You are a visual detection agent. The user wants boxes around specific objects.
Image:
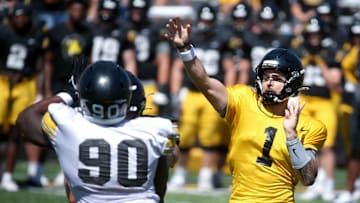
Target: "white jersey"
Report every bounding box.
[41,103,174,203]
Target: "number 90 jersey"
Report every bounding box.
[41,103,174,203]
[225,85,327,202]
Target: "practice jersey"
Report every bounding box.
[0,24,46,76]
[341,44,359,105]
[225,85,326,202]
[89,21,135,66]
[47,23,93,82]
[245,31,292,73]
[183,29,232,91]
[292,41,342,98]
[127,22,171,81]
[41,103,175,203]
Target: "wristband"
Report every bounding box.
[286,137,311,169]
[56,92,74,106]
[178,44,196,62]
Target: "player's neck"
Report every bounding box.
[265,102,287,116]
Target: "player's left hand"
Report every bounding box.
[283,97,305,140]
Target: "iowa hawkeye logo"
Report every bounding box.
[61,34,86,59]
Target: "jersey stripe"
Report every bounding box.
[41,112,57,138]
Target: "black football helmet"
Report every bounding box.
[304,16,324,34]
[255,48,306,103]
[98,0,119,22]
[350,20,360,36]
[126,71,146,117]
[78,61,132,125]
[258,4,277,21]
[231,2,252,32]
[316,1,336,17]
[128,0,150,11]
[196,3,217,33]
[231,2,251,20]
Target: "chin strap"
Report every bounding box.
[261,86,310,104]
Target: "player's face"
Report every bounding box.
[308,33,321,46]
[353,35,360,46]
[68,3,86,22]
[260,19,275,32]
[129,8,144,23]
[261,70,286,95]
[12,15,29,29]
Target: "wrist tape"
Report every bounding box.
[56,92,74,106]
[286,137,311,169]
[178,44,196,62]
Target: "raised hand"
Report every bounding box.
[163,17,191,50]
[283,97,305,140]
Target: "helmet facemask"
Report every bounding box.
[80,99,129,126]
[255,49,308,104]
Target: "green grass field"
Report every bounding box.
[0,160,359,203]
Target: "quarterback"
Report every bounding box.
[163,17,327,202]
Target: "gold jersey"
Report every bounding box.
[225,85,327,203]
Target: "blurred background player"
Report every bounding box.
[89,0,137,74]
[43,0,92,98]
[334,19,360,203]
[126,0,172,117]
[289,0,322,35]
[0,2,48,191]
[247,3,293,79]
[42,0,93,186]
[167,3,234,190]
[315,1,348,48]
[226,2,253,85]
[292,16,343,201]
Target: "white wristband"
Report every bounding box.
[56,92,74,106]
[178,45,196,62]
[286,137,311,169]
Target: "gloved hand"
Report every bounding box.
[152,84,170,106]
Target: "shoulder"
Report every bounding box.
[127,116,173,129]
[48,103,77,124]
[227,84,257,98]
[298,114,327,151]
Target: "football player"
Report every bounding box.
[43,0,92,99]
[168,3,234,190]
[163,17,326,202]
[292,16,343,201]
[227,2,253,85]
[126,0,172,117]
[89,0,137,74]
[246,4,293,77]
[16,61,178,203]
[334,20,360,203]
[0,2,48,191]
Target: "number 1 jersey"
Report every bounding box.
[225,85,327,202]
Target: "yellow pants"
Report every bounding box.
[0,75,36,133]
